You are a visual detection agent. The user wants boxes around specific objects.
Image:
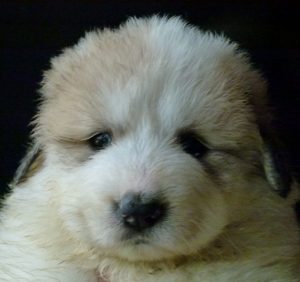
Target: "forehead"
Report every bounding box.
[38,18,259,149]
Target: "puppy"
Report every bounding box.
[1,16,299,281]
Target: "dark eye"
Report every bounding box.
[177,131,208,160]
[88,132,112,150]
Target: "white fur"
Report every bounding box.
[1,16,299,281]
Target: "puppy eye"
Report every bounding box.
[88,132,112,150]
[177,131,208,160]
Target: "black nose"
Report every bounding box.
[118,193,166,231]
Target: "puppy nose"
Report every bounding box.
[118,193,166,231]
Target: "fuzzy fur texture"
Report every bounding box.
[1,16,299,281]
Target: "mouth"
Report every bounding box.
[121,229,151,245]
[132,237,149,245]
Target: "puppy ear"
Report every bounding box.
[245,71,291,197]
[260,128,291,197]
[10,143,44,187]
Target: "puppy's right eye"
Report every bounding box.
[177,131,208,160]
[88,132,112,150]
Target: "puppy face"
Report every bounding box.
[28,17,276,261]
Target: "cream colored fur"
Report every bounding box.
[1,16,299,281]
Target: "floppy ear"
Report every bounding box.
[260,128,291,197]
[245,71,291,197]
[10,143,44,188]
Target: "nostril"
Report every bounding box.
[118,193,166,230]
[123,202,165,230]
[139,203,165,225]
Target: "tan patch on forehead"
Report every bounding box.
[36,28,157,143]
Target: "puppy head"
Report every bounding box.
[17,17,290,261]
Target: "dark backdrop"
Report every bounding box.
[1,1,299,194]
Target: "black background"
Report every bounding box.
[1,1,299,194]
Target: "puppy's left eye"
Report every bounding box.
[88,132,112,150]
[177,131,208,160]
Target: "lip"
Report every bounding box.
[121,231,150,245]
[133,238,149,245]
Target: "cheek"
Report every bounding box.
[160,175,228,245]
[55,155,139,247]
[54,166,116,243]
